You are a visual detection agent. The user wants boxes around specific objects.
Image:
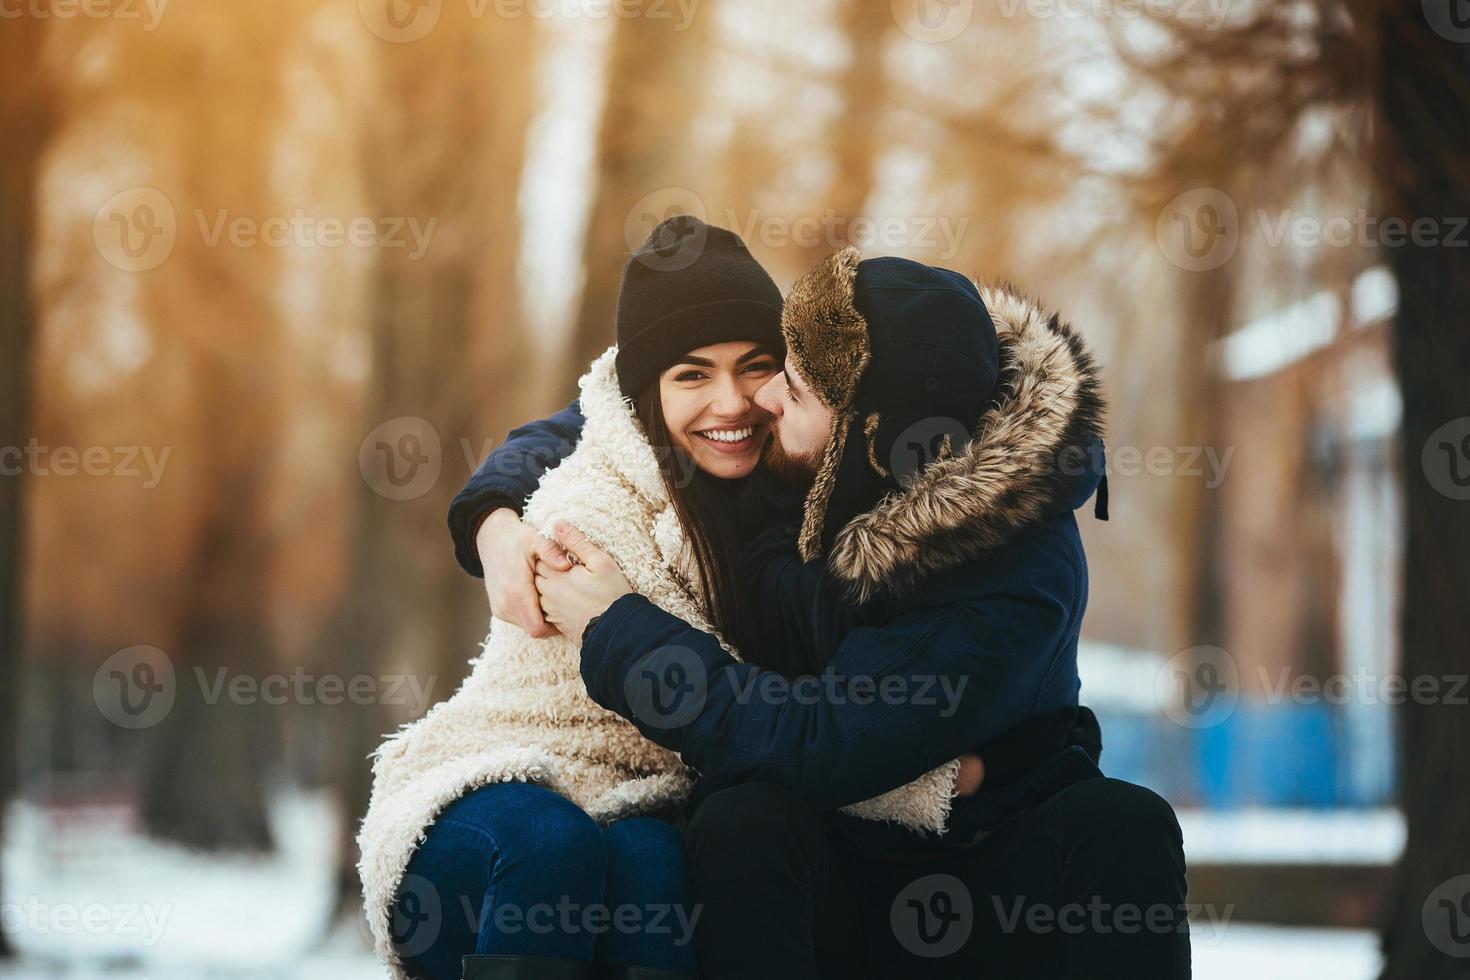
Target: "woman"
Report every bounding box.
[357,218,957,980]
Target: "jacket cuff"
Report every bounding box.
[447,483,526,577]
[580,592,652,695]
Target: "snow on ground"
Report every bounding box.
[1177,807,1404,864]
[1,792,1383,978]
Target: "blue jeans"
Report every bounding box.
[392,781,697,979]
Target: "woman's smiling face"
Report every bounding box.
[658,341,780,479]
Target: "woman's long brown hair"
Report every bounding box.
[633,384,761,659]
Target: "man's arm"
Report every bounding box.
[578,568,1076,810]
[447,399,586,576]
[738,526,884,677]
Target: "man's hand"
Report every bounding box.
[953,752,985,797]
[534,521,634,644]
[476,508,573,638]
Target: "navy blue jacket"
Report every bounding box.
[447,405,1106,849]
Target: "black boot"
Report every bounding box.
[599,967,695,980]
[462,955,595,980]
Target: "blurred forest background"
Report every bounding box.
[1,0,1467,976]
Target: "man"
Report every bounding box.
[454,248,1189,978]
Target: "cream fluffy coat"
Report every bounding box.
[356,348,958,979]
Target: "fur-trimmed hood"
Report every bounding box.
[782,247,1107,603]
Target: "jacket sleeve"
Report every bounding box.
[738,526,884,677]
[579,567,1076,810]
[447,399,586,577]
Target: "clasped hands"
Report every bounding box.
[477,510,984,796]
[532,520,635,643]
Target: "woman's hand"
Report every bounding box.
[953,752,985,797]
[534,521,634,644]
[477,508,573,638]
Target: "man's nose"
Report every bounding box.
[754,374,783,417]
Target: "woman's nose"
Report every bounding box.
[712,376,751,417]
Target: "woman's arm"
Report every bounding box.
[447,399,586,576]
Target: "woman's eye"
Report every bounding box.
[742,361,777,375]
[675,371,707,382]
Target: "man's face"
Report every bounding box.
[753,358,834,487]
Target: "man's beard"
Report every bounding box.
[762,429,822,488]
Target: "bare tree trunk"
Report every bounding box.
[1171,262,1235,655]
[327,12,541,931]
[1374,8,1470,977]
[818,0,891,255]
[0,4,51,956]
[562,0,715,396]
[135,1,292,852]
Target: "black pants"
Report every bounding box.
[684,777,1191,979]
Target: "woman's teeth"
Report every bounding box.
[698,426,754,444]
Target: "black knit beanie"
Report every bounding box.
[615,215,784,398]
